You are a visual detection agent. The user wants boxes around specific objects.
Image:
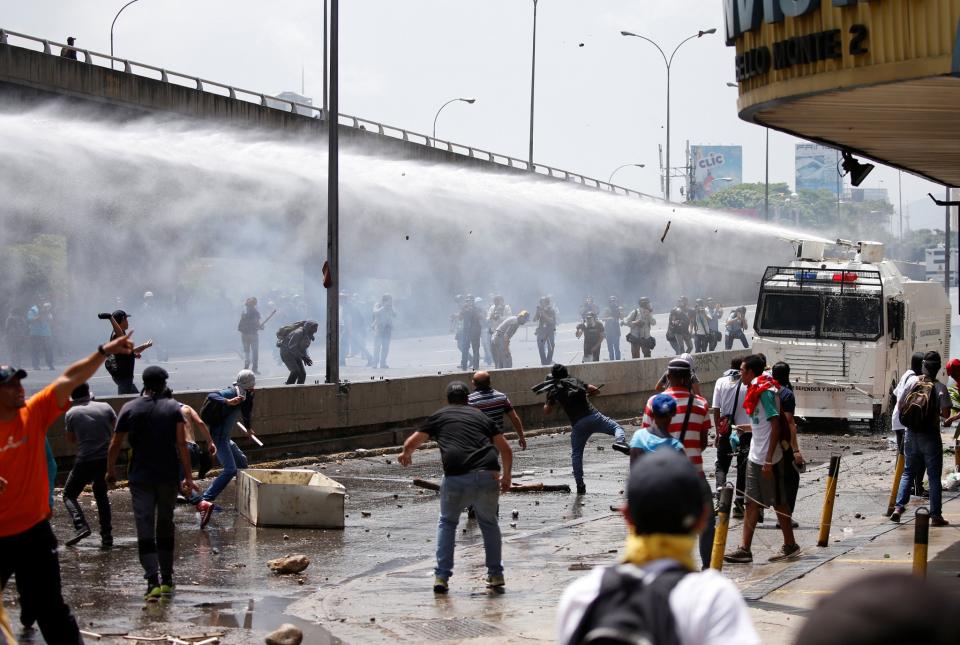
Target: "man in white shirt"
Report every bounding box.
[557,449,759,645]
[891,352,925,499]
[711,358,751,504]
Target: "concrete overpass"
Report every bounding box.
[0,27,659,202]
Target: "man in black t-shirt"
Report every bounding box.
[106,366,197,602]
[399,381,513,594]
[575,312,605,363]
[541,364,625,495]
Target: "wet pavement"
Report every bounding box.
[4,425,958,643]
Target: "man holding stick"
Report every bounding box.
[99,310,152,395]
[399,381,512,594]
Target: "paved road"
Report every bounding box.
[59,306,756,398]
[7,425,955,644]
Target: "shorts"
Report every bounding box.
[745,459,786,508]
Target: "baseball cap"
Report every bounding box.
[142,365,169,387]
[112,309,130,321]
[626,449,704,535]
[236,369,256,390]
[946,358,960,380]
[0,366,27,385]
[650,393,677,417]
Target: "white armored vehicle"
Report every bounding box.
[751,239,950,430]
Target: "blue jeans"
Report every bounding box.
[896,430,943,516]
[435,471,503,580]
[195,427,248,504]
[606,334,621,361]
[571,412,625,487]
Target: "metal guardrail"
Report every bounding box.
[0,27,661,202]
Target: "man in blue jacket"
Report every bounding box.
[192,370,255,528]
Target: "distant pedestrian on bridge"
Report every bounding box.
[371,294,396,369]
[491,311,529,369]
[725,306,750,350]
[59,37,78,60]
[601,297,623,361]
[237,297,263,374]
[399,381,513,594]
[534,296,558,366]
[623,297,656,359]
[279,321,318,385]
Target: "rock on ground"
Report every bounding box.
[267,555,311,575]
[265,623,304,645]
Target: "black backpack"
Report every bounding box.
[276,321,308,348]
[199,392,230,428]
[569,564,687,645]
[898,377,939,432]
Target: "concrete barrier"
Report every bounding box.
[47,350,741,463]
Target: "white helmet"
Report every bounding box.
[144,291,154,299]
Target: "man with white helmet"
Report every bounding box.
[190,369,256,528]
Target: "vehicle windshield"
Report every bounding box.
[756,291,883,341]
[822,295,883,339]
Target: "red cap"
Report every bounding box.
[946,358,960,379]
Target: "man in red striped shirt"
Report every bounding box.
[638,357,715,569]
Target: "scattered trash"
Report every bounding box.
[853,450,863,456]
[361,511,372,518]
[943,472,960,492]
[265,624,303,645]
[569,563,592,571]
[510,522,517,528]
[854,513,862,519]
[660,220,671,243]
[282,534,290,541]
[267,555,310,575]
[511,509,519,519]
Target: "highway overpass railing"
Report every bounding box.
[0,27,661,202]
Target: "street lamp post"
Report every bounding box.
[608,163,645,184]
[621,28,716,202]
[432,98,476,145]
[326,0,340,384]
[529,0,539,170]
[110,0,142,70]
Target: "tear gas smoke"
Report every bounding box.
[0,104,820,364]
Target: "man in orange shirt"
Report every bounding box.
[0,334,133,644]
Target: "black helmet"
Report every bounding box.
[551,364,569,380]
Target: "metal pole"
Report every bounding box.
[665,64,671,202]
[110,0,141,71]
[898,170,903,240]
[325,0,340,384]
[764,128,770,221]
[945,186,951,296]
[323,0,328,116]
[528,0,538,170]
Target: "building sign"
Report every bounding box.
[795,144,840,194]
[690,145,743,201]
[725,0,880,81]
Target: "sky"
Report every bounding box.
[2,0,950,230]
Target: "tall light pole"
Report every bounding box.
[326,0,340,384]
[621,28,716,202]
[432,97,476,144]
[110,0,142,70]
[528,0,539,170]
[608,163,645,184]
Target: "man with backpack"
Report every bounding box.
[711,357,750,512]
[891,351,951,526]
[538,363,625,495]
[278,320,318,385]
[891,352,927,499]
[190,370,256,528]
[557,449,759,645]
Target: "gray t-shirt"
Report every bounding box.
[65,399,117,462]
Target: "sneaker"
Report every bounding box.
[732,504,745,519]
[768,543,801,562]
[160,583,175,597]
[890,507,903,523]
[433,576,449,594]
[486,574,505,589]
[611,441,630,455]
[144,585,162,602]
[65,527,92,547]
[576,484,587,495]
[723,547,753,564]
[100,534,113,550]
[931,515,950,527]
[197,500,214,529]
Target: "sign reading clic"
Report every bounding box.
[725,0,878,81]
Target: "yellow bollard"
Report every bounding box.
[913,507,930,578]
[817,455,842,547]
[710,484,734,571]
[885,452,905,517]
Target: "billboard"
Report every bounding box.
[795,144,840,195]
[690,146,742,201]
